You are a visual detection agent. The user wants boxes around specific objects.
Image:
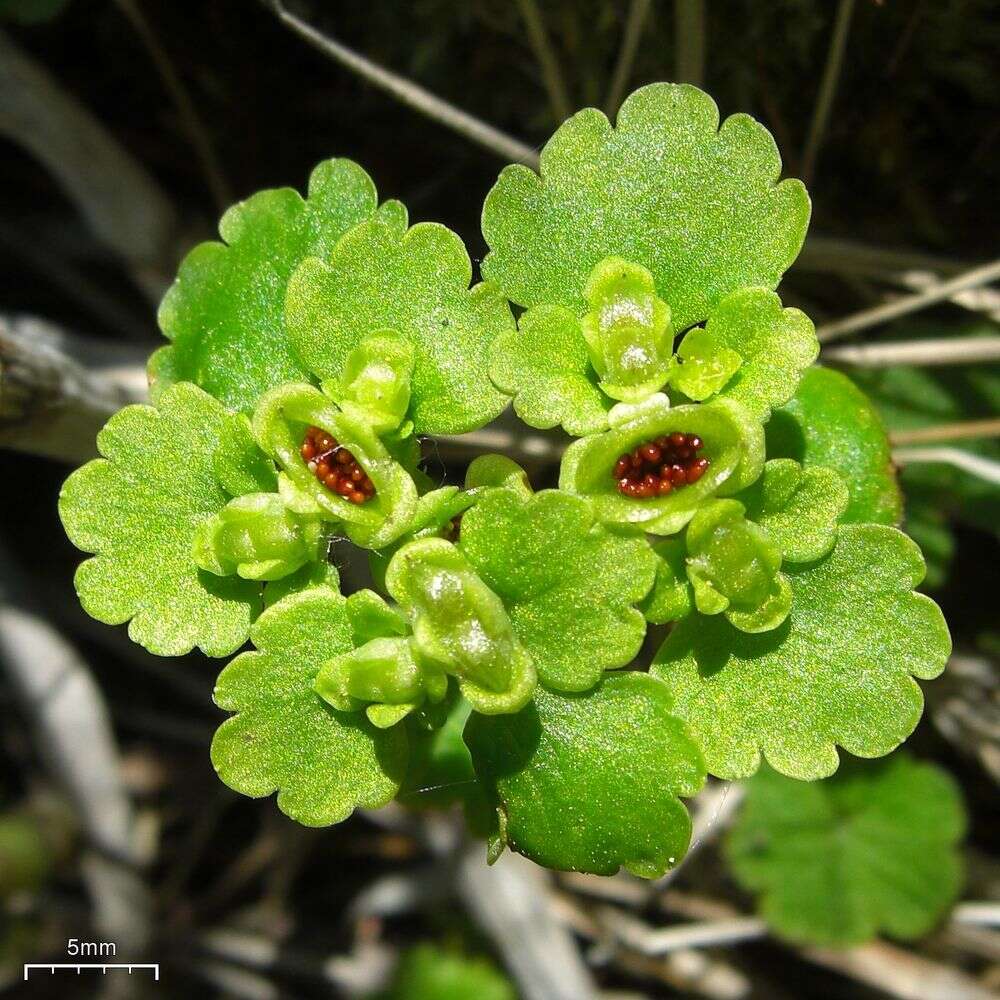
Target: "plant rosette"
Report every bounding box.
[251,381,419,550]
[559,392,764,534]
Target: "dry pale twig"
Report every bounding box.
[260,0,539,168]
[800,0,856,185]
[0,29,181,296]
[0,314,148,463]
[823,335,1000,367]
[605,0,652,116]
[115,0,231,211]
[674,0,706,87]
[458,846,599,1000]
[893,447,1000,487]
[816,258,1000,342]
[515,0,572,122]
[889,418,1000,447]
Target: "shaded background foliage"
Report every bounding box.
[0,1,998,998]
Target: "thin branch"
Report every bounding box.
[516,0,572,123]
[0,314,148,463]
[0,28,181,297]
[458,846,598,1000]
[604,0,651,116]
[115,0,232,211]
[893,447,1000,487]
[599,905,768,954]
[800,0,856,185]
[823,335,1000,367]
[889,419,1000,447]
[260,0,539,168]
[674,0,706,87]
[897,269,1000,323]
[797,236,968,280]
[953,902,1000,928]
[816,258,1000,342]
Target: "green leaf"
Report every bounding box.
[669,326,741,402]
[766,367,902,526]
[652,524,950,780]
[685,499,791,634]
[481,83,810,330]
[380,944,516,1000]
[158,159,389,412]
[640,538,692,625]
[737,459,848,563]
[726,756,966,946]
[701,287,818,420]
[457,488,656,691]
[263,560,340,608]
[465,673,705,878]
[559,394,764,535]
[59,382,260,657]
[465,454,532,497]
[212,590,407,825]
[286,212,513,434]
[213,413,278,497]
[488,304,611,436]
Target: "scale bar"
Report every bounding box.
[24,964,159,981]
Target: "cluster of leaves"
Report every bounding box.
[59,84,951,884]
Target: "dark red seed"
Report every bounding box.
[613,457,630,478]
[610,431,710,500]
[657,479,674,496]
[669,465,687,485]
[669,432,686,448]
[335,449,352,466]
[316,460,331,479]
[690,436,703,450]
[348,490,366,505]
[640,443,662,463]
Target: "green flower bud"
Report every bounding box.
[580,256,673,402]
[385,537,536,715]
[324,333,415,434]
[670,326,742,402]
[685,499,791,633]
[314,635,447,718]
[192,493,322,581]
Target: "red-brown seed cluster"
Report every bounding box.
[300,426,375,505]
[613,432,709,499]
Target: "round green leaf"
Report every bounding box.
[489,304,611,436]
[158,159,390,412]
[464,673,705,878]
[726,755,966,946]
[737,459,848,563]
[458,488,657,691]
[702,287,818,420]
[766,367,902,526]
[59,382,261,657]
[482,83,810,329]
[286,211,513,435]
[652,524,950,780]
[212,589,407,826]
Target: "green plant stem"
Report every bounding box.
[260,0,539,168]
[816,258,1000,342]
[823,336,1000,367]
[801,0,856,186]
[674,0,705,86]
[604,0,651,117]
[515,0,572,123]
[115,0,231,211]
